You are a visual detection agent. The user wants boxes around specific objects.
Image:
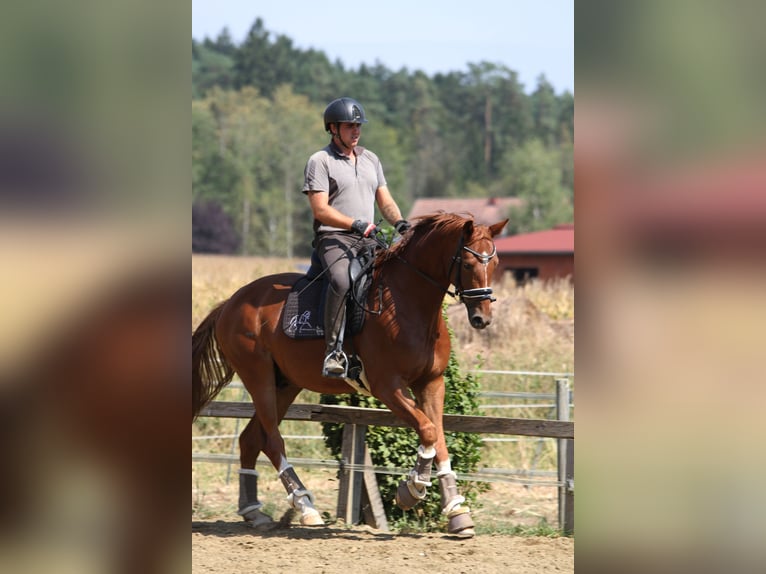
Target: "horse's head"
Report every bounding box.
[453,218,508,329]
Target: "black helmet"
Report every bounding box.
[323,97,368,132]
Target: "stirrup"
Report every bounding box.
[322,349,348,378]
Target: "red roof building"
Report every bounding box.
[493,223,574,283]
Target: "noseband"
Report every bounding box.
[448,238,497,305]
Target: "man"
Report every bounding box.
[303,97,410,377]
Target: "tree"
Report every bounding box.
[531,75,559,146]
[192,100,239,206]
[192,200,240,253]
[501,139,573,234]
[195,85,326,256]
[192,41,235,98]
[233,18,300,97]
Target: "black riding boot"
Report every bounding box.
[323,284,347,377]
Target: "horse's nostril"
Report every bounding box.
[471,316,486,329]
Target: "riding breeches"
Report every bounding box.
[315,232,367,350]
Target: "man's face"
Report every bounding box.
[336,122,362,147]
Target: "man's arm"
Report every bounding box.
[375,186,404,225]
[307,190,355,229]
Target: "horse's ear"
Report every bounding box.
[462,219,474,239]
[489,219,509,238]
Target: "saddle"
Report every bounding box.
[282,244,377,341]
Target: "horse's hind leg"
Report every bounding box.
[236,417,272,527]
[239,361,324,526]
[237,375,301,526]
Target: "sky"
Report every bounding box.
[192,0,573,94]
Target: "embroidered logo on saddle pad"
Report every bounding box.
[282,277,325,339]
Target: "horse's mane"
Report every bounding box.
[377,211,476,265]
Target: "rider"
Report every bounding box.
[303,97,410,377]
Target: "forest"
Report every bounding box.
[192,18,573,257]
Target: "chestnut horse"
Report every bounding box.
[192,213,507,536]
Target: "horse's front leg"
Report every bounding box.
[412,376,475,538]
[371,386,438,511]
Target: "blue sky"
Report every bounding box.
[192,0,573,94]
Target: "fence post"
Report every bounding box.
[336,423,367,525]
[360,448,389,531]
[556,378,574,534]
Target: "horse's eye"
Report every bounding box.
[463,263,471,270]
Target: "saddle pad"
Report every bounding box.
[282,276,325,339]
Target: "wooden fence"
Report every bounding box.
[195,389,574,534]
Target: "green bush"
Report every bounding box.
[321,305,489,531]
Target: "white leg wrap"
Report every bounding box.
[278,464,322,527]
[237,468,273,526]
[438,470,467,514]
[406,479,428,500]
[286,489,315,507]
[442,495,467,515]
[418,444,437,458]
[410,444,436,487]
[238,468,263,513]
[237,502,264,516]
[409,470,432,489]
[238,468,259,476]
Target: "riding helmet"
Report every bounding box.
[323,97,368,132]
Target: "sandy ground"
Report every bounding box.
[192,516,573,574]
[193,467,572,573]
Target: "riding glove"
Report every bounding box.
[394,219,411,235]
[351,219,377,237]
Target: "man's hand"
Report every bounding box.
[351,220,377,237]
[394,219,411,235]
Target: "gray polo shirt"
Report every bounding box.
[302,141,387,234]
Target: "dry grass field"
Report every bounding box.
[192,254,574,532]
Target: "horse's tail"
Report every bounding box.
[192,301,235,421]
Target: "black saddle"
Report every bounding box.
[282,245,377,340]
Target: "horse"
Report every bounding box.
[192,212,508,537]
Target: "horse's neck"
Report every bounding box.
[403,232,457,289]
[381,232,457,321]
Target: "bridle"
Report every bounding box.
[388,234,498,307]
[447,236,498,304]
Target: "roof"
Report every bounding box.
[407,197,521,230]
[494,223,574,254]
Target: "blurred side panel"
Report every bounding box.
[576,1,766,573]
[0,1,189,573]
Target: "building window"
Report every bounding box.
[505,267,539,286]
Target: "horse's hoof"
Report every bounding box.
[300,508,325,526]
[447,508,475,537]
[242,508,274,529]
[395,479,426,510]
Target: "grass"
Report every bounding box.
[475,518,564,538]
[192,254,574,533]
